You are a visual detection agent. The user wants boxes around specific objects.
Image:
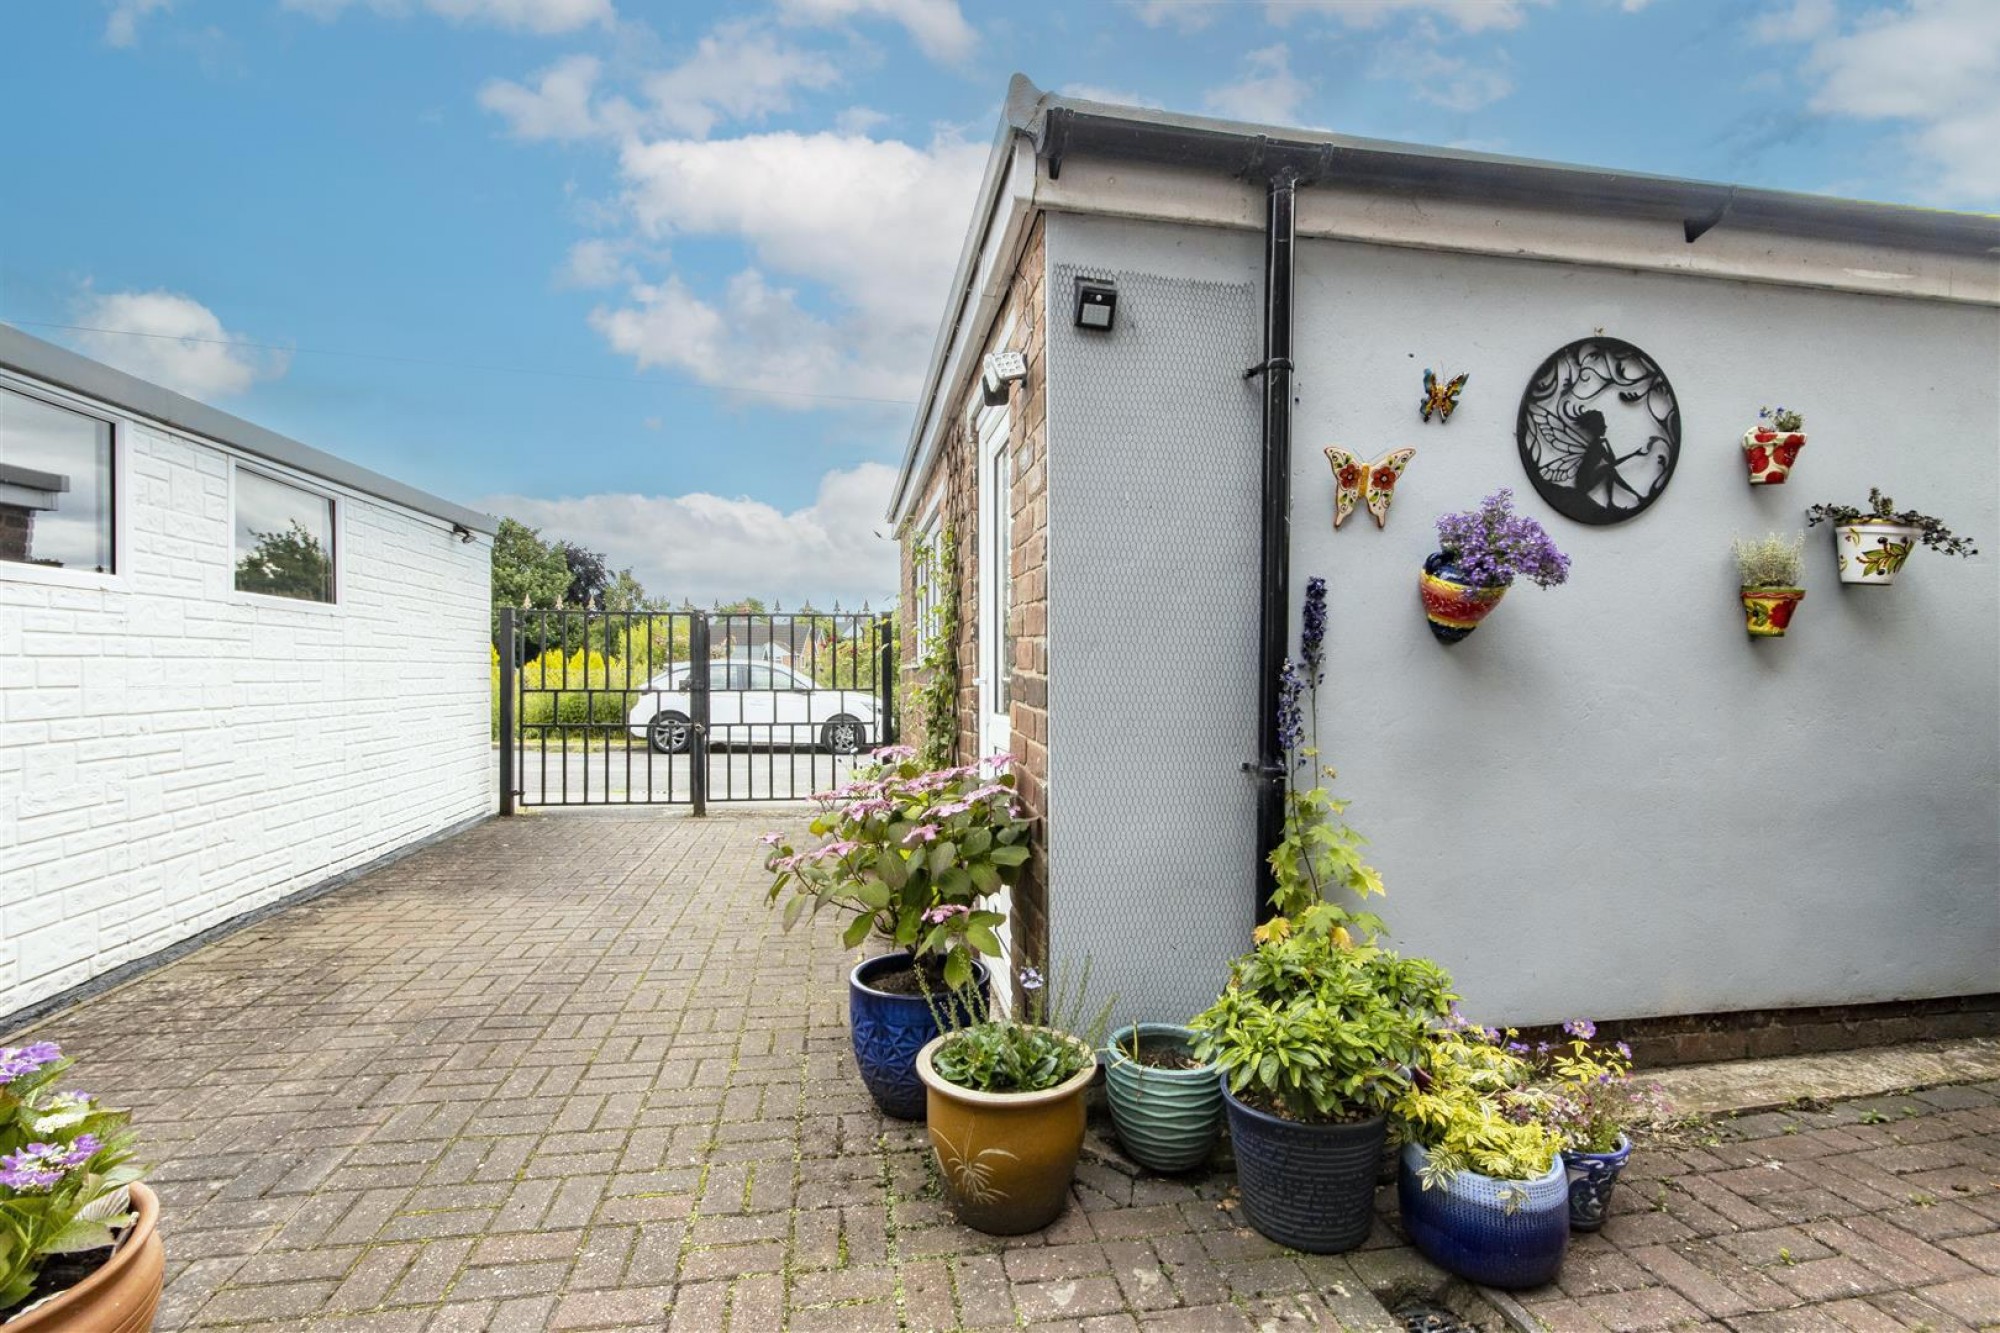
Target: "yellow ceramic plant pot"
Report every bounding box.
[915,1031,1096,1235]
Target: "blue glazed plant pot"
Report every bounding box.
[1398,1141,1569,1289]
[1102,1024,1224,1173]
[848,952,988,1121]
[1562,1134,1632,1232]
[1222,1085,1385,1254]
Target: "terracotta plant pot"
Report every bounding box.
[1832,521,1920,585]
[915,1031,1095,1235]
[1101,1024,1223,1173]
[1741,427,1805,485]
[1418,552,1508,644]
[7,1183,164,1332]
[1741,586,1805,637]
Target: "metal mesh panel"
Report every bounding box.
[1045,262,1263,1028]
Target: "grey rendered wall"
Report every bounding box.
[1291,239,2000,1026]
[1043,213,1266,1028]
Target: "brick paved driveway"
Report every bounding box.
[12,812,2000,1331]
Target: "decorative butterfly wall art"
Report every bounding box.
[1421,369,1469,423]
[1324,447,1416,530]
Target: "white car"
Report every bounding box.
[627,659,878,755]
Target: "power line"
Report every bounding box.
[2,318,921,410]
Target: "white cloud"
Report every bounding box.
[558,237,639,288]
[1752,0,1837,42]
[1123,0,1225,32]
[104,0,171,47]
[640,22,842,137]
[282,0,612,35]
[773,0,976,63]
[1266,0,1551,32]
[1392,46,1515,112]
[480,54,610,141]
[482,462,900,607]
[1205,45,1313,126]
[1061,84,1167,110]
[1779,0,2000,203]
[73,290,288,400]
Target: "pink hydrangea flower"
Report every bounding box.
[903,824,940,846]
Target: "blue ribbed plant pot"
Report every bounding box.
[1102,1024,1223,1173]
[1398,1142,1569,1289]
[1563,1135,1632,1232]
[1222,1086,1385,1254]
[848,952,987,1121]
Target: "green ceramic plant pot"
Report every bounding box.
[1101,1024,1223,1173]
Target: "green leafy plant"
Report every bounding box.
[762,750,1029,990]
[0,1043,144,1318]
[1804,489,1979,559]
[1190,935,1453,1123]
[904,530,960,771]
[1757,405,1804,433]
[1396,1023,1564,1189]
[1733,533,1805,589]
[1522,1020,1671,1154]
[927,963,1111,1095]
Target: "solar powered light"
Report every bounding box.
[981,349,1027,406]
[1074,276,1117,331]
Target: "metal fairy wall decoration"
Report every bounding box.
[1515,337,1680,525]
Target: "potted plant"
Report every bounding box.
[1419,489,1571,643]
[915,965,1108,1235]
[0,1041,160,1330]
[1101,1022,1222,1174]
[1742,406,1806,484]
[1192,935,1453,1254]
[1733,532,1806,637]
[763,745,1031,1119]
[1524,1021,1672,1232]
[1805,488,1980,586]
[1395,1023,1570,1289]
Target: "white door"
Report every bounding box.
[976,400,1013,759]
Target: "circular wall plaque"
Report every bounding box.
[1515,337,1680,525]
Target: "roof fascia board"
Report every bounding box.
[0,323,499,534]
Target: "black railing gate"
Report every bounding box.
[498,608,897,811]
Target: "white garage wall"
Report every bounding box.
[0,391,493,1019]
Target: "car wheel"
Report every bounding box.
[820,715,865,756]
[647,711,693,755]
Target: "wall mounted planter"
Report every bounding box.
[1418,552,1508,644]
[1741,587,1805,637]
[1222,1088,1385,1253]
[849,952,989,1120]
[1563,1134,1632,1233]
[1742,428,1805,485]
[1832,521,1920,585]
[1398,1142,1569,1290]
[915,1032,1095,1235]
[1101,1024,1223,1173]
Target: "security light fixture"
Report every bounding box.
[981,349,1027,406]
[1074,276,1117,332]
[451,523,476,544]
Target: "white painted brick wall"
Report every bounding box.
[0,413,494,1017]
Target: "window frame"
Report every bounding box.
[0,371,129,593]
[910,499,941,656]
[228,461,342,611]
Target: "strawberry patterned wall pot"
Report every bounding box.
[1741,425,1805,484]
[1832,521,1921,585]
[1741,587,1805,636]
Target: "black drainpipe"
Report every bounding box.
[1250,171,1298,922]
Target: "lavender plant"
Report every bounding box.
[0,1043,144,1317]
[1434,489,1572,589]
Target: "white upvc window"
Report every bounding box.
[232,463,338,605]
[0,381,120,585]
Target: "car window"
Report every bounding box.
[747,666,779,689]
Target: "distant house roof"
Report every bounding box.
[0,323,497,535]
[887,74,2000,523]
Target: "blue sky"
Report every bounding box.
[4,0,1993,604]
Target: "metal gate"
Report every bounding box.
[498,608,897,812]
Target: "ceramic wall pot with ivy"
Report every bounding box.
[849,952,988,1120]
[1101,1024,1223,1174]
[1741,587,1805,637]
[1417,552,1508,644]
[1832,521,1920,585]
[1398,1142,1569,1289]
[1563,1135,1632,1232]
[8,1182,165,1333]
[915,1032,1095,1234]
[1741,426,1805,485]
[1223,1088,1386,1253]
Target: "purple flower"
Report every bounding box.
[1301,577,1328,685]
[1435,489,1571,589]
[1616,1042,1632,1059]
[1275,658,1305,760]
[903,823,940,846]
[1563,1018,1598,1041]
[0,1042,61,1085]
[0,1138,91,1192]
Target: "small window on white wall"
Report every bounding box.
[0,385,114,574]
[234,466,335,603]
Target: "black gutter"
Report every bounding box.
[1249,174,1297,921]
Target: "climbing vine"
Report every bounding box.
[906,526,960,770]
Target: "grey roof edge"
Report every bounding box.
[0,323,499,535]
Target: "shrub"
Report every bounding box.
[1733,533,1804,588]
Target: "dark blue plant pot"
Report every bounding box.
[1562,1134,1632,1232]
[848,952,988,1121]
[1222,1085,1385,1254]
[1398,1142,1569,1289]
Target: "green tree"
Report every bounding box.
[491,517,571,652]
[235,520,332,602]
